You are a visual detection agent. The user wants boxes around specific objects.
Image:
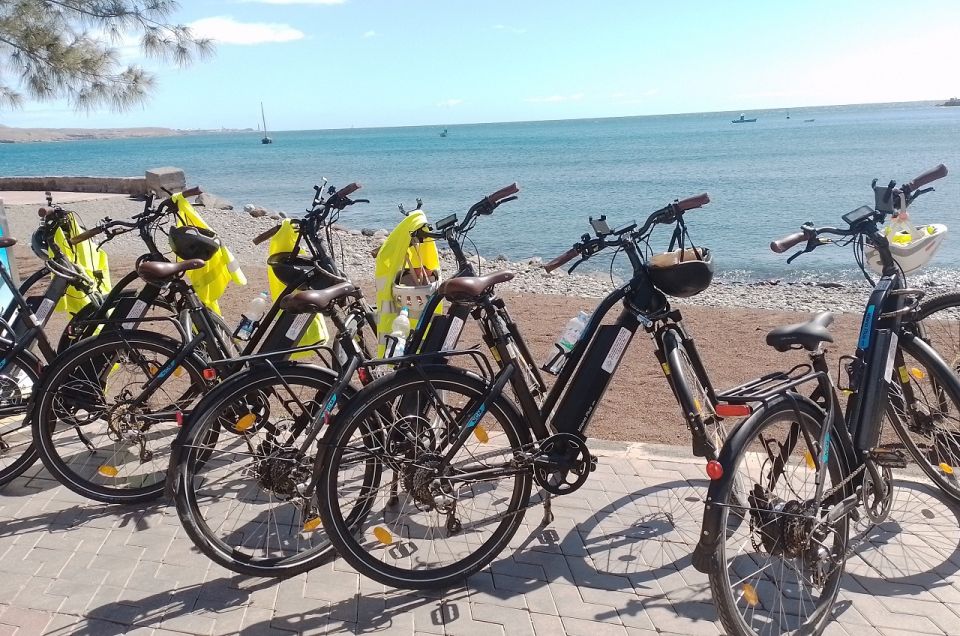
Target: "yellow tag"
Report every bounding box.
[373,527,393,545]
[174,367,185,378]
[940,463,954,475]
[841,389,853,396]
[742,583,759,607]
[303,517,322,532]
[898,366,910,384]
[98,465,119,478]
[661,362,671,376]
[489,347,501,362]
[474,425,489,444]
[235,414,256,432]
[804,451,815,470]
[149,364,159,376]
[693,398,702,414]
[909,367,926,381]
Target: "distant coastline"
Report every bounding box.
[0,125,253,144]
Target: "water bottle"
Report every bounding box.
[388,306,411,357]
[543,310,590,375]
[236,291,270,340]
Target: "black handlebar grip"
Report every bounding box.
[544,247,579,273]
[337,183,361,197]
[69,226,105,246]
[180,186,202,198]
[904,164,948,192]
[770,232,806,254]
[252,224,282,245]
[487,183,520,203]
[676,193,710,212]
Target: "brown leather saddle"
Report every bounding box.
[436,271,515,302]
[278,283,357,314]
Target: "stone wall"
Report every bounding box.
[0,167,186,197]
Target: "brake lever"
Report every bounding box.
[568,258,586,274]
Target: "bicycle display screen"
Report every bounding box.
[841,205,875,227]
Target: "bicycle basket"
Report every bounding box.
[393,269,440,320]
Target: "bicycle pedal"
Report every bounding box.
[869,449,907,469]
[589,454,598,472]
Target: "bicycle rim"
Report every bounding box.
[0,355,40,486]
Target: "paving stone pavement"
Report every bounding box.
[2,441,960,635]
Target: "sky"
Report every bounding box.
[2,0,960,131]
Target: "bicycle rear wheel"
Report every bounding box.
[317,366,532,589]
[33,330,207,503]
[708,395,849,636]
[174,363,358,577]
[0,353,41,487]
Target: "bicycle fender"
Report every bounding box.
[690,393,824,574]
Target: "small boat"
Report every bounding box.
[786,110,790,119]
[732,114,757,124]
[803,118,816,123]
[260,102,273,144]
[440,128,448,137]
[939,97,960,107]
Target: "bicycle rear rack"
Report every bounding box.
[717,363,820,404]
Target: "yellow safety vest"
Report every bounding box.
[171,193,247,315]
[374,210,442,356]
[50,213,111,315]
[267,220,328,359]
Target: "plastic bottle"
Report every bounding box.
[389,306,411,357]
[237,291,270,340]
[543,310,590,374]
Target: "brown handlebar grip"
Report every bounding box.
[180,186,202,198]
[544,248,579,273]
[69,226,104,246]
[337,183,361,197]
[37,207,51,218]
[252,224,282,246]
[676,193,710,212]
[904,164,948,192]
[770,232,806,254]
[487,183,520,203]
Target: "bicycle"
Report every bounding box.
[168,184,520,577]
[691,163,960,635]
[310,192,760,589]
[0,199,107,487]
[30,183,377,504]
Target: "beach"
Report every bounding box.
[4,195,875,445]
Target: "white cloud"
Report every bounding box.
[436,98,463,108]
[492,24,526,35]
[188,16,304,45]
[363,30,377,38]
[524,93,584,103]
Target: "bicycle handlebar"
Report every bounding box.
[69,225,105,245]
[544,248,580,273]
[770,232,807,254]
[904,164,947,193]
[676,193,710,212]
[337,183,361,197]
[181,185,202,198]
[486,183,519,204]
[252,224,282,245]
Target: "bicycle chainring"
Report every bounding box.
[862,464,894,524]
[533,432,593,496]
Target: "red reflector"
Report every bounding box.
[175,411,184,427]
[357,368,371,385]
[706,460,724,480]
[323,413,331,426]
[715,403,751,417]
[202,368,217,381]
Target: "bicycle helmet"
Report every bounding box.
[648,247,714,297]
[169,225,221,261]
[864,223,948,274]
[268,252,344,289]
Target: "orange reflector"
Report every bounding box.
[804,451,816,470]
[742,583,759,607]
[910,367,926,381]
[98,465,119,478]
[176,411,184,427]
[202,368,217,381]
[303,517,322,532]
[148,364,159,376]
[235,414,256,432]
[373,527,393,545]
[706,460,724,480]
[940,463,954,475]
[474,425,489,444]
[715,403,751,417]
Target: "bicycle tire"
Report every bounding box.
[707,394,849,636]
[33,330,208,504]
[173,363,359,577]
[663,328,723,460]
[0,351,42,487]
[317,365,532,589]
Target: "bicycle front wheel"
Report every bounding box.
[708,395,849,636]
[317,366,532,589]
[174,363,355,577]
[0,353,42,487]
[33,330,207,503]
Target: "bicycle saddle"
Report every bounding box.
[436,271,515,301]
[766,311,835,352]
[137,259,206,284]
[279,283,356,314]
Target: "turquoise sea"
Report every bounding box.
[2,102,959,280]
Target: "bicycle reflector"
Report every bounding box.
[203,368,217,380]
[706,460,724,480]
[176,411,184,427]
[715,403,751,417]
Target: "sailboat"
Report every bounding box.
[440,128,448,137]
[260,102,273,144]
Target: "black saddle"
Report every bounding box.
[766,312,835,352]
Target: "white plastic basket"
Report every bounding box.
[392,269,439,321]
